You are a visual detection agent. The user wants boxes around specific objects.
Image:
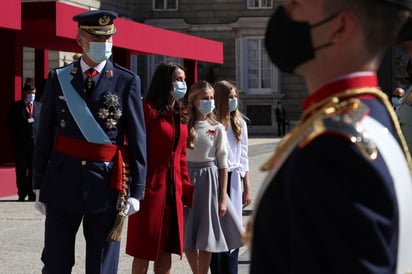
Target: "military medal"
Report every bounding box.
[98,92,122,129]
[104,93,120,108]
[113,109,122,119]
[86,77,94,89]
[98,108,109,119]
[106,118,117,129]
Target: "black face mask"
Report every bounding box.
[265,6,338,74]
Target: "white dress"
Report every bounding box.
[226,119,249,221]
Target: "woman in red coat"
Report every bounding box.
[126,62,194,273]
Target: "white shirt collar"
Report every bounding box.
[80,57,106,74]
[323,71,375,86]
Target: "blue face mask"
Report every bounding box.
[87,41,112,63]
[198,99,215,115]
[392,97,401,106]
[25,93,35,103]
[170,81,187,101]
[229,98,238,112]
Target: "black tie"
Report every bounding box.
[85,68,97,97]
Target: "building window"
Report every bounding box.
[146,55,182,80]
[247,0,272,9]
[153,0,178,10]
[236,37,279,94]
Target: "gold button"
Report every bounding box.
[81,160,86,166]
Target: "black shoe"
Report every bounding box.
[18,197,26,201]
[28,196,36,201]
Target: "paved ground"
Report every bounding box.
[0,137,281,274]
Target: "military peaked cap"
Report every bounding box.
[73,10,118,36]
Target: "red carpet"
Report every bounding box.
[0,166,17,197]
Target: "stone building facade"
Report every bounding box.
[134,0,307,135]
[23,0,308,135]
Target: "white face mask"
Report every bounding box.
[170,81,187,101]
[229,98,238,112]
[84,41,113,63]
[197,99,215,115]
[25,93,35,103]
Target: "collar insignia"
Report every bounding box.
[105,70,113,78]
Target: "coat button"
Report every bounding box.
[81,160,86,166]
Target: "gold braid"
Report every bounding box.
[106,162,129,241]
[320,88,412,171]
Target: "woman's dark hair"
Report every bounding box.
[144,61,185,115]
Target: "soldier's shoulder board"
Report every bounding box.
[300,99,378,160]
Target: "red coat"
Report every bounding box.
[126,102,192,260]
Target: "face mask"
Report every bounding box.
[197,99,215,115]
[170,81,187,101]
[229,98,238,112]
[392,97,401,106]
[85,41,113,63]
[25,93,35,103]
[265,6,338,73]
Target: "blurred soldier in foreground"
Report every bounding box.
[247,0,412,273]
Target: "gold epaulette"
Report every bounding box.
[300,98,378,160]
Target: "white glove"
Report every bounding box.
[123,197,140,216]
[34,189,47,215]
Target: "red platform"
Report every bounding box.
[0,166,17,197]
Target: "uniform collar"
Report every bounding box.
[302,72,378,111]
[80,57,106,74]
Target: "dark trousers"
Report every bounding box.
[14,145,35,200]
[41,206,120,274]
[210,249,239,274]
[277,120,286,137]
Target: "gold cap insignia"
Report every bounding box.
[99,16,111,26]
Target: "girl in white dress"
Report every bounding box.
[210,80,251,274]
[184,81,243,274]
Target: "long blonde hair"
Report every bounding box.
[213,80,243,143]
[186,80,219,149]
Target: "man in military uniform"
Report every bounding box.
[33,10,147,273]
[248,0,412,273]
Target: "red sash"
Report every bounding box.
[54,135,128,192]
